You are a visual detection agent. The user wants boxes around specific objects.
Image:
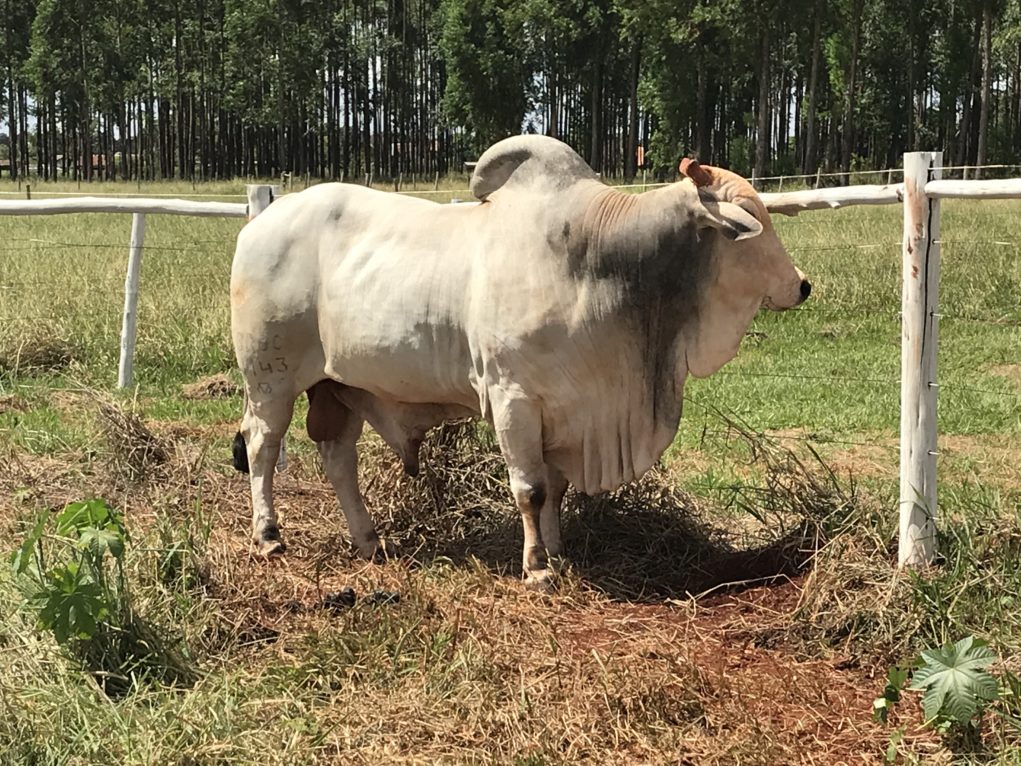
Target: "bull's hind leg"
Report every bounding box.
[242,393,296,556]
[307,382,383,560]
[490,389,555,589]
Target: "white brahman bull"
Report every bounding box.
[230,135,810,588]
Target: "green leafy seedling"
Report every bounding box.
[884,728,904,764]
[909,635,999,728]
[32,561,109,643]
[12,499,128,645]
[57,499,128,558]
[873,665,910,724]
[10,509,48,576]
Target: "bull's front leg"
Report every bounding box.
[490,389,556,590]
[540,467,569,559]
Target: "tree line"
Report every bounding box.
[2,0,1019,183]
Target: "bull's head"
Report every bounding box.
[680,158,811,312]
[675,158,811,378]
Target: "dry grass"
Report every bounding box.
[95,391,171,484]
[0,393,29,414]
[0,325,77,375]
[181,373,241,400]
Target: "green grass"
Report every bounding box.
[4,186,1021,763]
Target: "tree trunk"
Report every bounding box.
[6,66,16,180]
[696,43,709,160]
[976,3,993,178]
[79,19,92,181]
[174,2,185,178]
[1014,41,1021,152]
[840,0,864,183]
[624,34,641,181]
[549,67,559,139]
[36,97,45,177]
[50,95,58,179]
[589,40,605,172]
[956,15,982,175]
[803,5,823,171]
[754,25,770,181]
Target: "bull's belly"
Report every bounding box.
[321,347,480,412]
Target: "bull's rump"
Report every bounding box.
[231,184,481,404]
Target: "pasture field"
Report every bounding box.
[2,178,1021,764]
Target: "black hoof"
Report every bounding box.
[322,586,357,612]
[256,525,286,556]
[365,590,401,606]
[258,539,286,557]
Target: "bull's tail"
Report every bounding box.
[230,390,289,474]
[232,430,250,473]
[232,390,250,473]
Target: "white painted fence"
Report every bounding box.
[0,190,254,389]
[1,153,1016,568]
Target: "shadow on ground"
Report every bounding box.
[359,421,827,602]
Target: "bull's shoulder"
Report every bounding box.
[470,136,598,201]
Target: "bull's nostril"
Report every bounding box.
[800,279,812,300]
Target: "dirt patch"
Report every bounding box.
[821,441,897,481]
[988,363,1021,386]
[151,420,224,441]
[937,434,1021,488]
[766,429,933,485]
[44,389,92,414]
[0,451,107,530]
[759,427,1021,489]
[199,512,937,765]
[557,582,941,764]
[182,374,241,400]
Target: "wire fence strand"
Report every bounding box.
[0,242,234,253]
[939,383,1021,400]
[694,428,899,452]
[713,369,900,386]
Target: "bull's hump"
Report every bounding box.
[470,136,598,202]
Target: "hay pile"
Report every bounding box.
[96,395,171,484]
[351,415,852,601]
[0,329,76,375]
[181,374,240,400]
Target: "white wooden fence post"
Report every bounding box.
[245,184,287,471]
[899,151,942,567]
[117,212,147,388]
[246,183,278,218]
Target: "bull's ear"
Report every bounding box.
[697,196,763,241]
[679,157,713,187]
